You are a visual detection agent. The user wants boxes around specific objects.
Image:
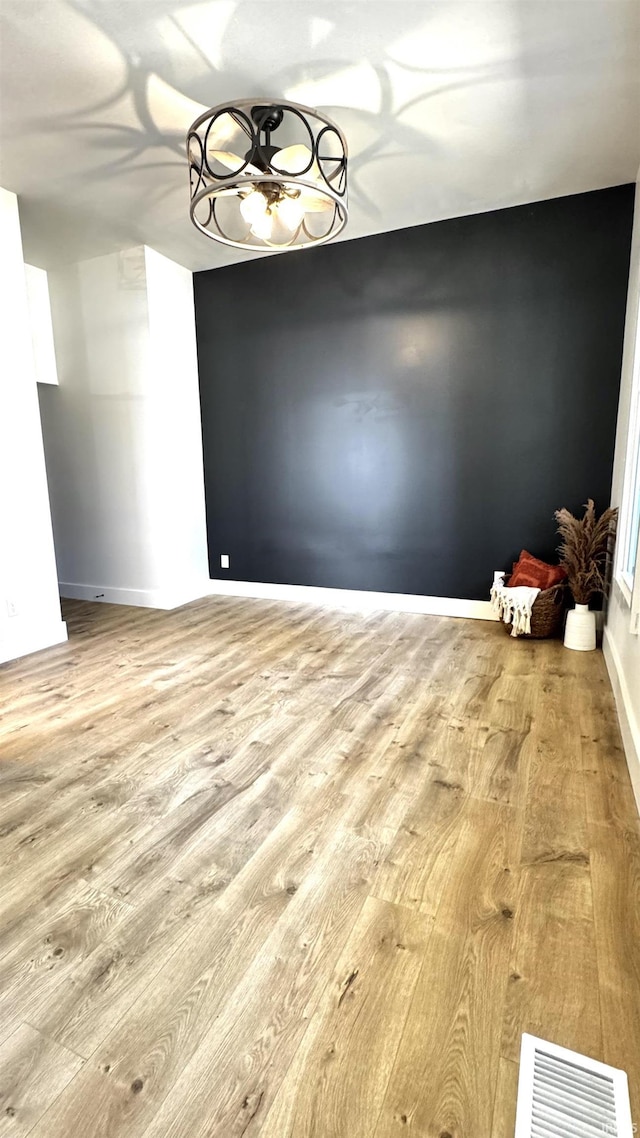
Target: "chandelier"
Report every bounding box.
[187,100,348,252]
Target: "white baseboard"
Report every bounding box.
[0,619,68,666]
[205,578,499,621]
[603,627,640,816]
[59,582,210,611]
[58,576,497,626]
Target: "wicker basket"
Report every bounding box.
[502,578,568,639]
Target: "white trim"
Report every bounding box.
[611,175,640,637]
[59,582,209,611]
[615,571,633,608]
[631,562,640,634]
[0,619,68,666]
[603,626,640,816]
[204,578,498,621]
[616,311,640,589]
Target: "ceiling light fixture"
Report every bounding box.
[187,99,348,252]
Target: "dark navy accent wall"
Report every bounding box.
[195,185,634,600]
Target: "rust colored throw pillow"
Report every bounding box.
[509,550,567,591]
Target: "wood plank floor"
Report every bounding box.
[0,596,638,1137]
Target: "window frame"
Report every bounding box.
[615,289,640,631]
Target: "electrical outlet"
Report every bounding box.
[6,599,18,618]
[220,554,230,569]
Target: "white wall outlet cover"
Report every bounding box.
[6,599,18,618]
[220,554,230,569]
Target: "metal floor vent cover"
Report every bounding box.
[514,1034,634,1138]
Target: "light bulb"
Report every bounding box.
[277,196,304,230]
[249,213,273,240]
[239,189,269,225]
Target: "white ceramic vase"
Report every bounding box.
[564,603,596,651]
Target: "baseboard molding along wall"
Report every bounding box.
[205,578,498,621]
[603,627,640,815]
[59,581,210,611]
[61,577,498,621]
[59,578,496,623]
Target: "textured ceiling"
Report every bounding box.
[1,0,639,271]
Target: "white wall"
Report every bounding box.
[604,174,640,812]
[0,187,67,664]
[144,247,210,603]
[24,264,58,386]
[39,246,209,610]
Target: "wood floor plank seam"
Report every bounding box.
[21,1021,87,1063]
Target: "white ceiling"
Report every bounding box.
[1,0,639,272]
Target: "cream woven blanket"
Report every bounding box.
[490,572,540,637]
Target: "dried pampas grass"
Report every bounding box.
[554,499,618,605]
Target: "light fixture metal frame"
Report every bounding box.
[187,98,348,252]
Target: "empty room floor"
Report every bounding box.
[0,596,638,1137]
